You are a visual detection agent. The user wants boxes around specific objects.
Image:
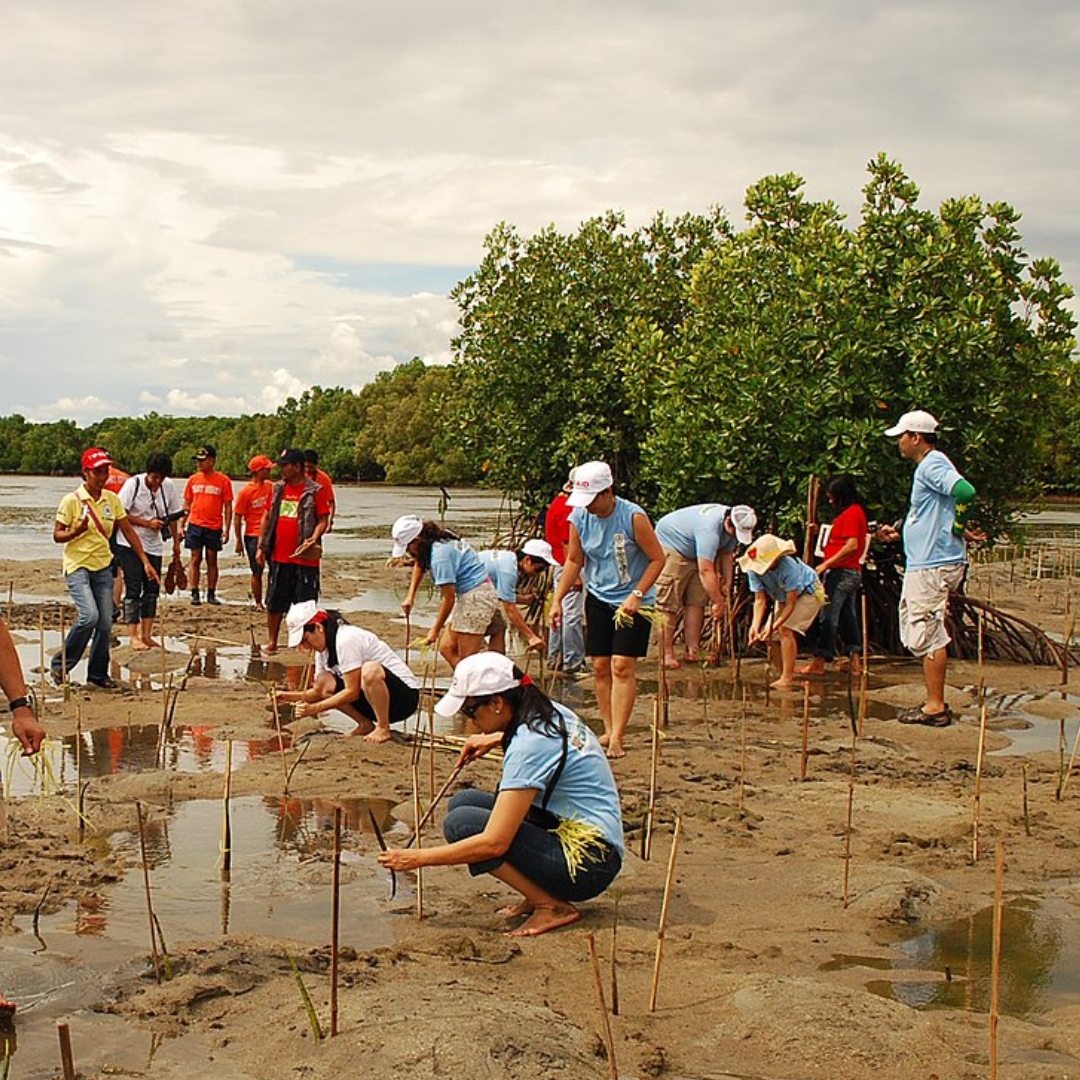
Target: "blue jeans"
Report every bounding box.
[547,567,586,670]
[812,568,862,661]
[55,566,115,681]
[444,789,621,903]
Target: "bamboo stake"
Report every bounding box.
[587,932,618,1080]
[799,682,811,781]
[976,609,985,705]
[648,815,683,1012]
[1057,717,1067,801]
[989,841,1004,1080]
[972,701,989,862]
[38,610,45,696]
[57,1023,76,1080]
[739,685,748,813]
[1021,765,1031,836]
[428,689,437,805]
[404,610,412,667]
[842,725,858,909]
[269,688,292,796]
[643,695,661,861]
[412,760,424,920]
[1060,719,1080,799]
[221,740,233,879]
[59,606,67,691]
[135,802,163,984]
[404,761,466,849]
[858,592,869,738]
[330,807,341,1038]
[368,808,397,898]
[610,895,620,1017]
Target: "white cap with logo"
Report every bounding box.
[521,538,557,565]
[567,461,614,508]
[435,652,523,718]
[391,514,423,558]
[884,410,939,437]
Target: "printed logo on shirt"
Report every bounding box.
[614,533,629,583]
[280,497,300,519]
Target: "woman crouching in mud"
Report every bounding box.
[379,652,624,937]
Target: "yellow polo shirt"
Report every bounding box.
[55,485,127,575]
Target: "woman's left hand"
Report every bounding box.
[379,849,423,872]
[294,701,317,719]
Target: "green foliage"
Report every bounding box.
[450,156,1078,534]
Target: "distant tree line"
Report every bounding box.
[0,360,477,485]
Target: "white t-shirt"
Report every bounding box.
[116,474,183,557]
[314,624,420,689]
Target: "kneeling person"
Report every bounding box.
[277,602,420,744]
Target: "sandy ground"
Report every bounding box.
[2,553,1080,1080]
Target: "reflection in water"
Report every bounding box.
[850,895,1080,1018]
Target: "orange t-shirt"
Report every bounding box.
[104,467,130,494]
[234,480,272,536]
[184,471,234,530]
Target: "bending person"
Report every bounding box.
[549,461,665,758]
[378,652,624,937]
[478,539,559,654]
[393,516,504,668]
[275,602,420,744]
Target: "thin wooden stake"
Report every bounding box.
[57,1022,76,1080]
[38,610,45,695]
[221,740,233,879]
[330,807,341,1038]
[1021,765,1031,836]
[972,700,989,862]
[799,682,810,781]
[739,685,748,813]
[649,815,683,1012]
[412,760,424,920]
[135,802,163,984]
[405,761,466,849]
[587,932,618,1080]
[1057,717,1067,801]
[989,841,1005,1080]
[59,606,67,689]
[269,687,292,796]
[610,895,620,1017]
[1060,718,1080,799]
[858,592,869,738]
[976,609,985,705]
[643,695,661,861]
[842,725,858,908]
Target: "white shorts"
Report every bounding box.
[899,564,965,658]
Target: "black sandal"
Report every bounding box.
[897,705,953,727]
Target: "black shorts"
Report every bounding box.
[584,590,653,659]
[185,524,224,552]
[243,535,262,575]
[265,561,320,614]
[333,667,420,725]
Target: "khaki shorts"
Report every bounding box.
[899,564,965,658]
[778,590,824,636]
[655,548,709,611]
[448,579,506,637]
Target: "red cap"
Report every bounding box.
[248,455,274,471]
[81,447,112,470]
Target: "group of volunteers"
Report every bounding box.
[0,405,980,939]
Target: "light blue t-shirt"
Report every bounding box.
[655,504,735,562]
[500,703,625,857]
[570,497,657,607]
[478,549,519,603]
[747,554,819,603]
[903,449,967,571]
[429,538,489,595]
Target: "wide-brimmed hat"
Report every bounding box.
[884,410,939,437]
[521,538,557,565]
[729,505,757,545]
[286,601,328,647]
[567,461,613,508]
[738,534,797,575]
[391,514,424,558]
[435,652,522,718]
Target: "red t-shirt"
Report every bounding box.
[272,481,332,566]
[544,492,573,566]
[823,504,869,570]
[234,480,272,536]
[185,471,234,530]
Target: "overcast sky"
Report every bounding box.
[1,1,1076,423]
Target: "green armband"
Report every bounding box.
[951,478,976,535]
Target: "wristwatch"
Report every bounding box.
[8,696,31,713]
[631,589,645,599]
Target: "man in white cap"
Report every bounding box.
[477,539,559,653]
[878,410,983,727]
[654,503,757,669]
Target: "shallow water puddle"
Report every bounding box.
[824,892,1080,1017]
[984,689,1080,756]
[3,793,395,1078]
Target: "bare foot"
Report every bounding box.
[264,643,278,655]
[795,659,826,677]
[662,656,681,670]
[598,733,610,747]
[770,678,797,690]
[362,727,393,744]
[605,742,627,759]
[497,900,534,918]
[506,902,581,937]
[130,640,151,652]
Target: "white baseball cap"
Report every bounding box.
[286,600,327,647]
[391,514,423,558]
[521,538,557,565]
[566,461,614,507]
[435,652,523,718]
[729,505,757,545]
[884,410,939,437]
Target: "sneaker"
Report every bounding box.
[206,594,223,606]
[563,664,591,679]
[191,591,201,606]
[87,675,119,690]
[897,705,953,727]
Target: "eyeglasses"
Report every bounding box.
[460,697,490,719]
